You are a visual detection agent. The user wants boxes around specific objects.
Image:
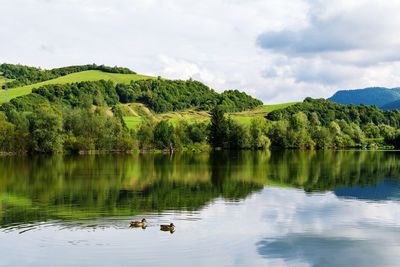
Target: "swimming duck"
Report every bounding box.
[130,218,147,228]
[160,223,175,233]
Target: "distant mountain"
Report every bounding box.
[381,99,400,110]
[328,87,400,108]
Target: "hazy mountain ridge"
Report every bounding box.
[381,100,400,110]
[328,87,400,109]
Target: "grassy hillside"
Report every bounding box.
[228,102,298,125]
[0,70,153,103]
[121,102,298,129]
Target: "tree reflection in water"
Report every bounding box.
[1,150,400,227]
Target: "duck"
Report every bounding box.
[160,223,175,233]
[130,218,147,228]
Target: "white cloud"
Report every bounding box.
[257,0,400,100]
[158,55,226,90]
[1,0,400,103]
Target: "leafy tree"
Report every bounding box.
[227,119,250,149]
[364,123,380,138]
[153,120,174,150]
[249,117,270,150]
[290,111,309,130]
[219,90,263,112]
[312,127,332,149]
[186,122,208,143]
[137,121,154,150]
[28,105,63,153]
[268,120,289,148]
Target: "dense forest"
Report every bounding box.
[265,98,400,149]
[0,63,135,88]
[116,79,262,113]
[0,77,264,153]
[267,97,400,128]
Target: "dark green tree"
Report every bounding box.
[153,120,174,150]
[209,105,228,148]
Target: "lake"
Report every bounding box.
[1,151,400,266]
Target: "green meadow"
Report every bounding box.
[0,70,154,103]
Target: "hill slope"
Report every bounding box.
[0,70,153,103]
[328,87,400,107]
[121,102,298,129]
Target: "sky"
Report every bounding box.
[1,0,400,103]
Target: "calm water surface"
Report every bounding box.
[1,151,400,266]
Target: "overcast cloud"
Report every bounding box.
[1,0,400,103]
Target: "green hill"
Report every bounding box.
[0,62,296,129]
[0,70,153,103]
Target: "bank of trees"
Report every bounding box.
[0,103,134,154]
[266,98,400,149]
[0,102,269,154]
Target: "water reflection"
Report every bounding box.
[255,187,400,266]
[1,151,400,228]
[1,151,400,266]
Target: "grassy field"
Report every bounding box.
[122,102,298,129]
[0,70,154,103]
[123,116,144,129]
[228,102,298,125]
